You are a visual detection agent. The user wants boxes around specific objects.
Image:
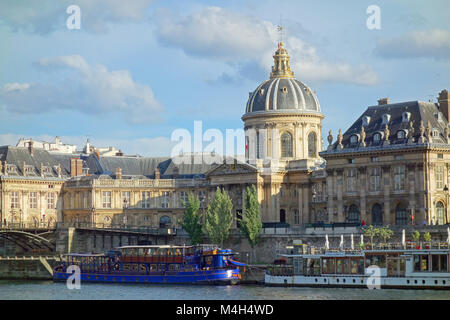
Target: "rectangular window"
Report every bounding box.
[179,191,188,207]
[294,210,300,225]
[11,192,20,209]
[436,165,444,189]
[346,168,357,192]
[394,165,406,191]
[141,192,150,208]
[161,191,170,208]
[29,192,37,209]
[102,191,111,209]
[47,193,55,209]
[122,191,131,208]
[369,167,381,192]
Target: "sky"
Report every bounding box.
[0,0,449,156]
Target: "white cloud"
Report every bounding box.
[0,55,163,124]
[0,0,154,34]
[375,29,450,60]
[154,7,378,86]
[0,133,175,157]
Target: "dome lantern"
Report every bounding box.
[270,42,294,79]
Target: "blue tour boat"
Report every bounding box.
[53,244,245,284]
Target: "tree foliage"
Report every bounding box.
[423,231,432,243]
[364,225,377,247]
[180,192,203,245]
[377,225,394,243]
[203,187,233,246]
[412,230,420,242]
[239,185,262,248]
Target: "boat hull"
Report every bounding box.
[54,268,241,285]
[265,274,450,290]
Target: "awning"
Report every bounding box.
[228,259,246,267]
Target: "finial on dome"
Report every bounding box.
[270,41,294,79]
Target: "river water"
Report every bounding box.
[0,280,449,300]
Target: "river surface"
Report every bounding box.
[0,280,450,300]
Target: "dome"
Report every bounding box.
[244,42,321,115]
[245,77,321,113]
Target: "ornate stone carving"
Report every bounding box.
[418,120,426,143]
[337,129,343,149]
[327,130,333,150]
[360,126,366,147]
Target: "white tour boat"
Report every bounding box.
[265,240,450,290]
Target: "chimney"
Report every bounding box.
[70,158,83,177]
[28,141,34,155]
[438,89,450,122]
[378,98,389,105]
[116,166,122,179]
[155,167,160,180]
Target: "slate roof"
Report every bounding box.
[324,100,448,152]
[0,146,70,178]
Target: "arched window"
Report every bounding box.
[281,132,293,158]
[159,215,171,228]
[373,133,381,142]
[397,130,406,139]
[308,132,317,158]
[372,203,383,226]
[436,202,445,225]
[395,203,408,225]
[348,204,359,223]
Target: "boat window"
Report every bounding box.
[336,258,350,274]
[175,248,182,256]
[431,255,448,272]
[414,255,421,271]
[304,258,321,276]
[322,258,335,274]
[150,264,157,271]
[421,255,429,271]
[366,254,386,268]
[138,248,144,256]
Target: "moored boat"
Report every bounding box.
[265,241,450,289]
[54,244,245,285]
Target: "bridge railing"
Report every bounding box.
[55,222,176,235]
[0,222,57,230]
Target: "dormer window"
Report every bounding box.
[433,129,439,138]
[373,132,381,142]
[282,87,288,93]
[397,130,406,139]
[259,88,265,96]
[6,164,17,174]
[382,114,391,125]
[362,116,371,127]
[402,112,411,123]
[350,135,358,144]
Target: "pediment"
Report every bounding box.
[206,162,258,176]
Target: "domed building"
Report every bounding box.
[239,42,326,224]
[243,42,324,163]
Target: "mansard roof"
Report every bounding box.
[322,100,449,155]
[0,146,69,179]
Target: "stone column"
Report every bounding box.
[297,184,303,225]
[359,167,367,223]
[326,169,334,222]
[382,166,391,224]
[302,184,309,224]
[336,169,344,222]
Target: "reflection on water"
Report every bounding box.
[0,280,449,300]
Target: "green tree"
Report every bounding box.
[412,230,420,242]
[180,192,203,245]
[377,225,394,243]
[239,185,262,248]
[423,232,432,243]
[203,187,233,246]
[364,225,378,248]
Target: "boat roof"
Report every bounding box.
[117,245,194,249]
[65,253,105,257]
